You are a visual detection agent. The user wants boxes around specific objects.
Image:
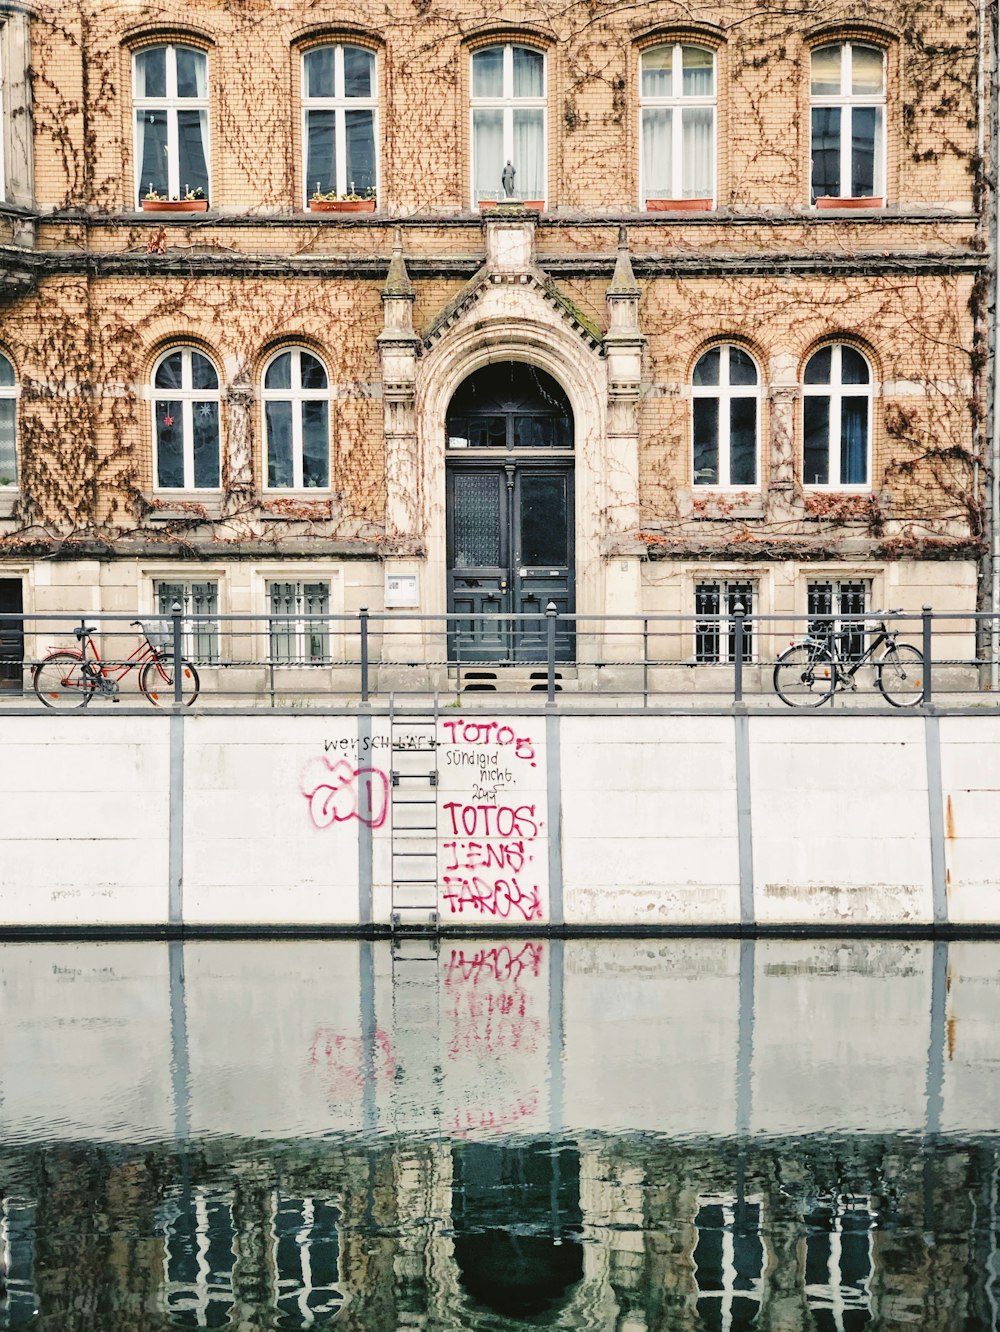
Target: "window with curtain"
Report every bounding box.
[0,353,18,487]
[810,42,885,203]
[152,347,220,490]
[471,44,546,204]
[692,344,759,487]
[302,44,377,206]
[262,348,330,490]
[640,43,715,205]
[268,581,331,664]
[134,45,210,205]
[802,344,873,488]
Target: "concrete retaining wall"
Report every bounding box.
[2,710,997,929]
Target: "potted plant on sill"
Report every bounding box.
[310,185,376,214]
[141,186,208,213]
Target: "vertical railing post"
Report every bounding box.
[733,602,745,704]
[922,604,933,704]
[545,602,558,703]
[359,605,369,703]
[643,617,649,708]
[171,601,183,704]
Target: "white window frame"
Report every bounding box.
[150,347,221,492]
[469,43,547,205]
[301,44,379,208]
[693,1194,767,1330]
[261,347,331,492]
[691,344,760,489]
[132,44,211,206]
[802,344,874,491]
[695,579,755,664]
[267,579,332,665]
[810,41,885,203]
[639,43,716,207]
[0,351,19,488]
[803,1193,875,1332]
[152,578,221,663]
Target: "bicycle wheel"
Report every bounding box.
[33,651,96,710]
[773,643,837,707]
[877,643,925,708]
[140,656,200,707]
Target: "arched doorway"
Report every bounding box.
[445,362,575,662]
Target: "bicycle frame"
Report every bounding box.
[813,620,897,684]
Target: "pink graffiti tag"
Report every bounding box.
[301,756,389,829]
[442,874,542,921]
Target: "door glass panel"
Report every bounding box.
[453,473,502,567]
[520,474,567,565]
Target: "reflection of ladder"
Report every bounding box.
[390,704,439,931]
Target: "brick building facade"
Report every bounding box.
[0,0,987,681]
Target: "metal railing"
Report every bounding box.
[4,602,998,709]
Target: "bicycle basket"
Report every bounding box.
[141,618,175,655]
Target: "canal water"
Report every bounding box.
[1,937,999,1330]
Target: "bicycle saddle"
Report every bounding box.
[73,625,97,639]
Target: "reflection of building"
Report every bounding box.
[3,1137,998,1330]
[0,0,987,685]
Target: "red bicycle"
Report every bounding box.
[33,619,200,709]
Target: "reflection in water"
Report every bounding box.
[1,937,1000,1329]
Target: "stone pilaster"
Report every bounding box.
[377,228,421,544]
[224,378,254,498]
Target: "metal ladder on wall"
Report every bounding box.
[389,698,440,933]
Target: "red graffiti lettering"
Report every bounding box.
[442,802,540,840]
[301,756,389,829]
[442,840,527,874]
[440,719,537,767]
[450,1092,539,1136]
[441,874,542,922]
[445,944,544,985]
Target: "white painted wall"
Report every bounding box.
[2,710,1000,927]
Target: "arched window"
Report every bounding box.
[0,354,17,487]
[640,44,715,207]
[471,44,546,205]
[134,44,210,206]
[810,42,885,204]
[692,345,759,487]
[802,344,873,487]
[302,44,378,208]
[262,349,330,490]
[152,348,220,490]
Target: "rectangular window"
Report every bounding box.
[693,1196,765,1330]
[471,45,546,204]
[268,581,330,664]
[695,581,754,663]
[804,1195,875,1327]
[154,580,220,663]
[807,579,869,661]
[303,44,377,207]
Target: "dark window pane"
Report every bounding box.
[302,400,329,487]
[190,351,217,390]
[175,48,207,99]
[841,396,868,484]
[345,110,375,194]
[306,111,336,196]
[156,400,184,487]
[803,396,830,484]
[851,106,877,196]
[299,352,327,390]
[693,347,720,386]
[304,48,335,99]
[193,401,219,488]
[468,416,505,447]
[0,398,17,484]
[811,107,841,199]
[728,347,757,385]
[155,351,183,390]
[0,354,14,388]
[805,346,832,384]
[453,473,501,567]
[693,398,719,484]
[265,352,291,390]
[520,474,567,564]
[730,397,757,485]
[695,583,720,662]
[136,48,166,99]
[343,46,374,98]
[176,108,209,198]
[841,346,869,383]
[137,109,169,198]
[266,401,294,487]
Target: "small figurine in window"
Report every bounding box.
[502,160,516,197]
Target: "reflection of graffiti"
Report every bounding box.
[445,943,544,985]
[451,1091,539,1135]
[440,719,537,767]
[309,1026,395,1102]
[442,875,542,921]
[301,756,389,829]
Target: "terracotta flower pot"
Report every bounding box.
[815,196,883,209]
[310,198,376,213]
[141,198,209,212]
[645,198,713,212]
